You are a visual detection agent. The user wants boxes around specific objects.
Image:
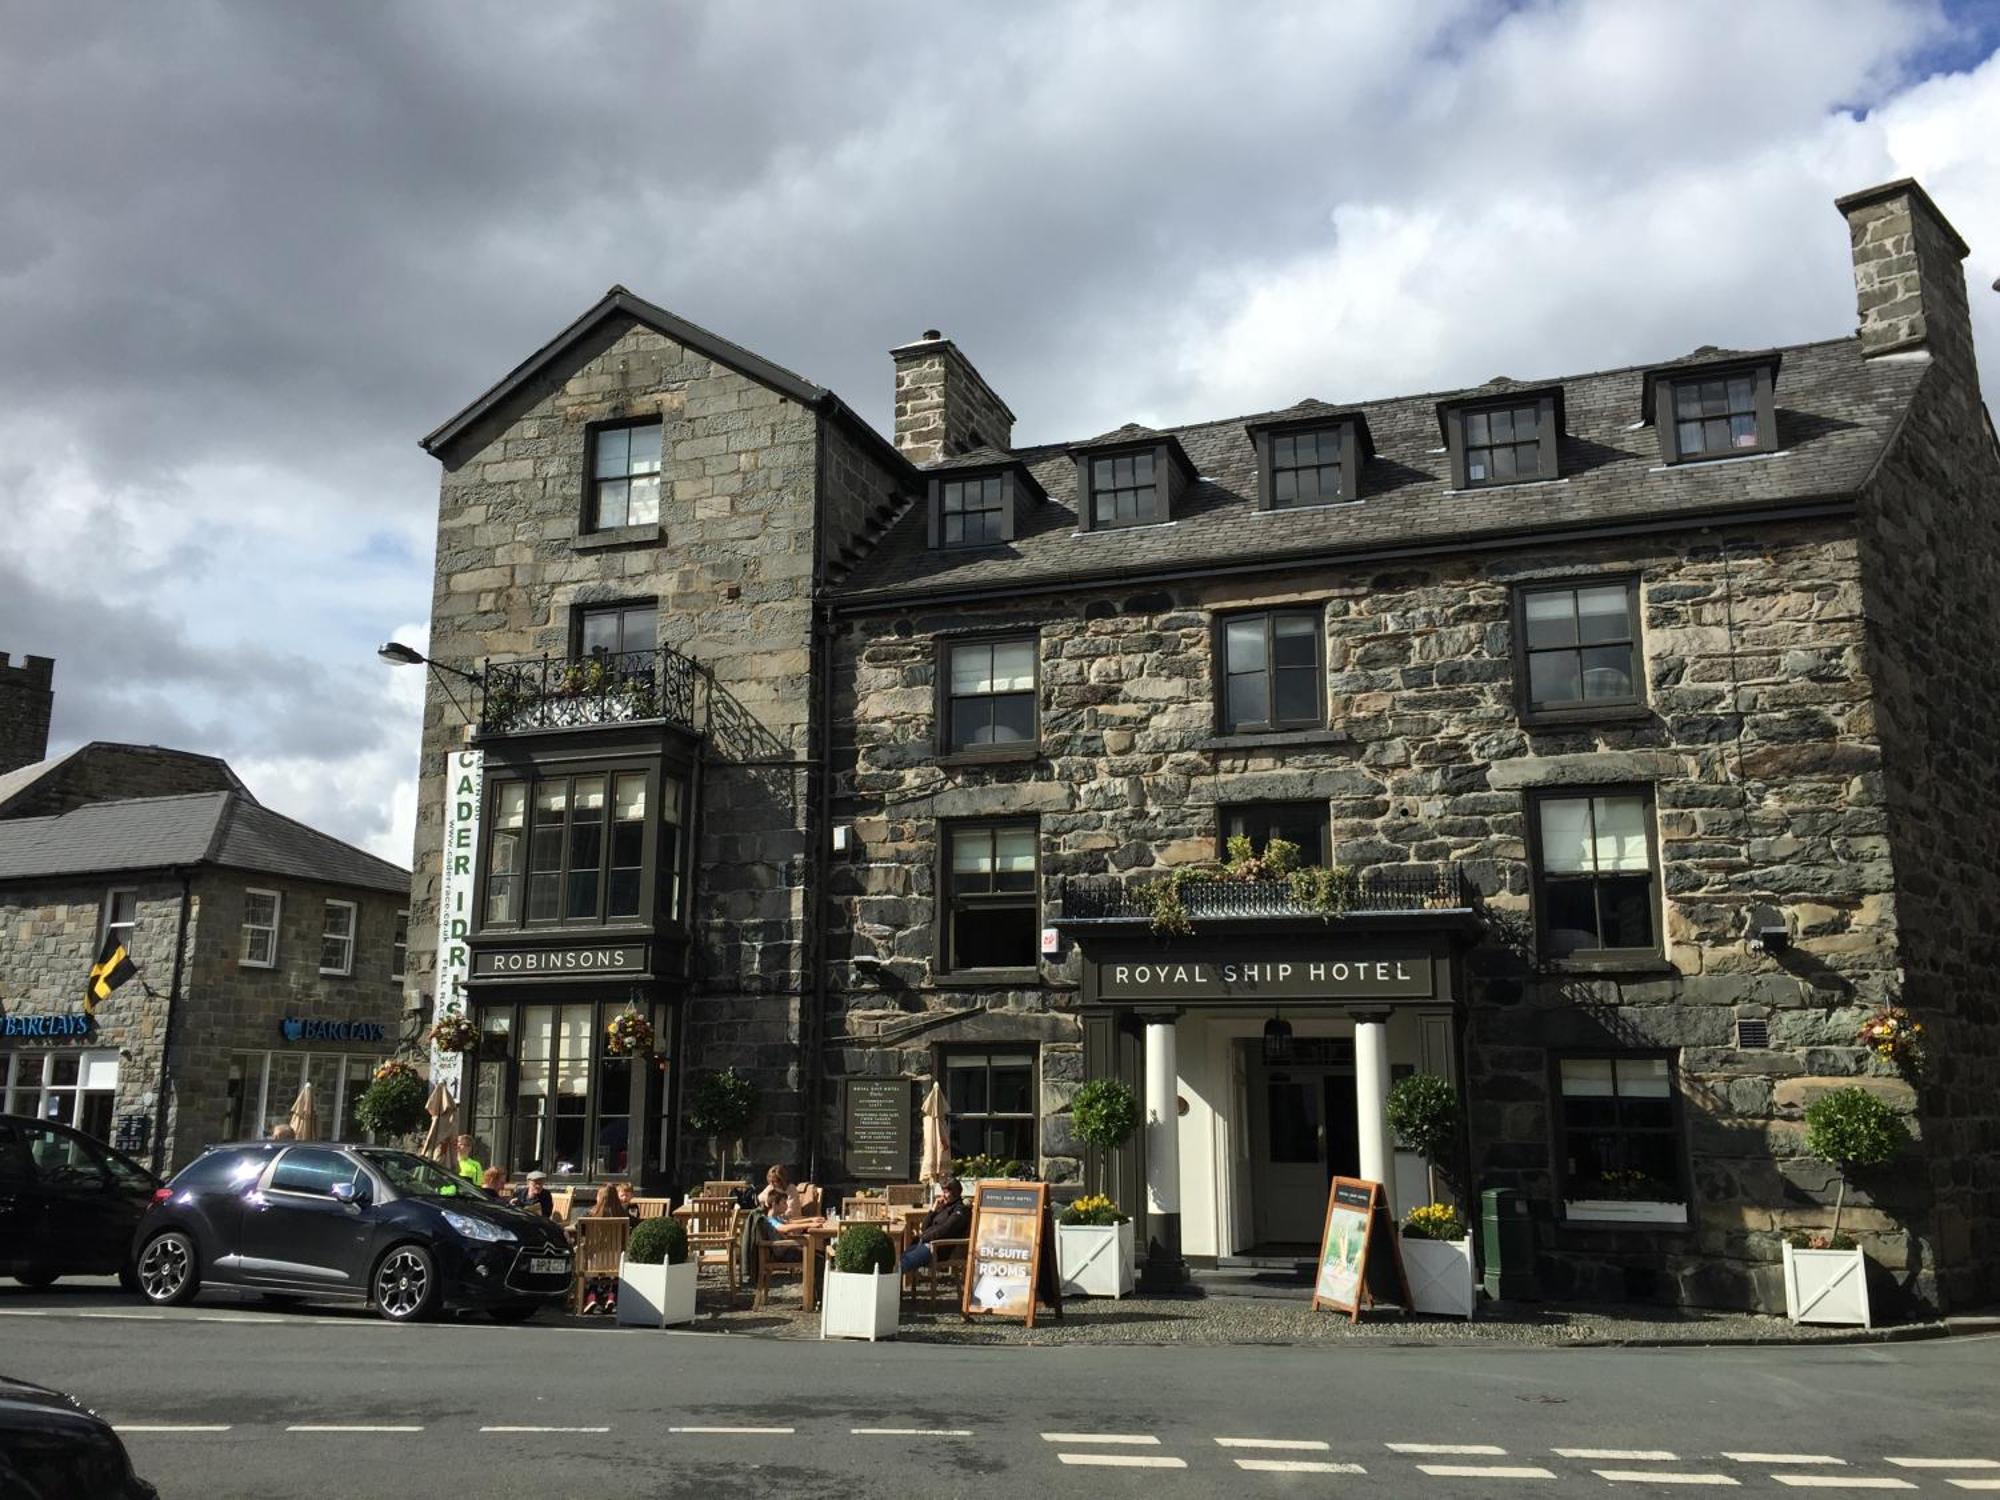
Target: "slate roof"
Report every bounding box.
[834,335,1926,605]
[0,791,409,895]
[0,742,249,820]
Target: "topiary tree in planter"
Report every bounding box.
[1802,1086,1909,1241]
[686,1068,758,1182]
[832,1222,897,1276]
[1386,1072,1460,1200]
[1070,1078,1140,1154]
[626,1216,689,1266]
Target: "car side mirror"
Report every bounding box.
[332,1181,369,1208]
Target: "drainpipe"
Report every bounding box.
[150,867,194,1175]
[801,428,831,1182]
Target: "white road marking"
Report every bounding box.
[116,1425,232,1434]
[78,1312,167,1321]
[1416,1463,1556,1479]
[667,1426,795,1435]
[1946,1483,2000,1492]
[1559,1449,1681,1460]
[1887,1459,2000,1469]
[480,1425,611,1433]
[1234,1458,1366,1474]
[1728,1454,1847,1466]
[1595,1472,1740,1487]
[1057,1454,1187,1469]
[1391,1443,1509,1455]
[1217,1438,1333,1451]
[1042,1433,1161,1446]
[286,1424,424,1433]
[195,1315,279,1324]
[852,1428,974,1437]
[1770,1480,1915,1491]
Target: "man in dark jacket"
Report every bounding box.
[898,1179,971,1274]
[511,1170,555,1217]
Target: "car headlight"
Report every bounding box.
[440,1209,516,1244]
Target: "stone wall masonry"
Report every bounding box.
[0,652,54,776]
[828,516,1936,1311]
[1855,356,2000,1312]
[890,337,1015,464]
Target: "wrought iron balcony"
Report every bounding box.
[1059,863,1477,924]
[478,647,702,737]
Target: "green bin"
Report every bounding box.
[1480,1187,1538,1301]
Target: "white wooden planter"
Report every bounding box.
[1057,1220,1135,1299]
[1783,1242,1871,1328]
[821,1267,900,1341]
[1400,1234,1476,1318]
[1564,1199,1688,1226]
[616,1257,697,1327]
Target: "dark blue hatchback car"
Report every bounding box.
[131,1142,572,1321]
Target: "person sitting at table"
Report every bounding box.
[897,1178,971,1275]
[758,1165,818,1226]
[571,1182,633,1315]
[512,1169,555,1218]
[480,1166,507,1196]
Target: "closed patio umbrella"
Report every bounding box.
[420,1080,460,1169]
[286,1080,320,1141]
[919,1082,952,1185]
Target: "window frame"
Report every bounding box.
[1526,785,1664,968]
[939,1046,1039,1167]
[1550,1050,1692,1224]
[1213,605,1327,735]
[241,888,282,969]
[1247,415,1368,510]
[475,762,684,935]
[938,819,1041,978]
[1218,801,1332,867]
[1653,363,1779,464]
[1070,437,1190,533]
[1441,391,1561,490]
[390,910,409,982]
[581,415,665,534]
[319,899,358,977]
[1511,576,1648,726]
[100,887,138,954]
[935,633,1040,762]
[572,598,659,661]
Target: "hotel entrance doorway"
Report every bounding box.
[1246,1040,1359,1249]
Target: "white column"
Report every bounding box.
[1144,1018,1179,1218]
[1353,1013,1394,1214]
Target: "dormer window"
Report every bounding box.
[925,459,1043,550]
[1643,356,1779,464]
[1245,412,1372,509]
[1438,388,1563,490]
[1068,430,1195,532]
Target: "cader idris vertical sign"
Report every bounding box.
[431,747,484,1090]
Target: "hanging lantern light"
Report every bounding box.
[1261,1011,1294,1065]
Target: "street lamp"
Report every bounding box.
[377,640,484,722]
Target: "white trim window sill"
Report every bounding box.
[1564,1199,1688,1226]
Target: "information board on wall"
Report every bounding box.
[1311,1176,1409,1323]
[962,1181,1046,1327]
[431,747,484,1092]
[844,1079,910,1180]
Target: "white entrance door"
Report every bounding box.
[1248,1059,1359,1247]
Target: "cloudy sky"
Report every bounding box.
[3,0,1997,868]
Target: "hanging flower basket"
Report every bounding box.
[1857,1006,1924,1075]
[371,1059,422,1086]
[424,1009,481,1055]
[605,1008,655,1057]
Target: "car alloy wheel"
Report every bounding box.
[373,1246,435,1321]
[138,1232,198,1304]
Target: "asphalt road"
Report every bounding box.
[4,1284,1997,1499]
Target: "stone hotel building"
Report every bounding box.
[405,178,1997,1317]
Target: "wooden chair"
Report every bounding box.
[568,1216,631,1313]
[884,1184,927,1207]
[631,1197,672,1219]
[548,1188,574,1224]
[911,1237,968,1302]
[685,1197,742,1301]
[700,1179,748,1199]
[841,1197,892,1222]
[753,1226,808,1309]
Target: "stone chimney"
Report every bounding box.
[1837,178,1978,402]
[890,330,1015,465]
[0,652,54,774]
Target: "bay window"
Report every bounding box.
[480,766,683,932]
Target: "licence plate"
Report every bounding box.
[530,1256,569,1275]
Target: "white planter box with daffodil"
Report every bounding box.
[1056,1196,1134,1299]
[1399,1203,1476,1319]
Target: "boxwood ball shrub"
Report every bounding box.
[831,1222,896,1275]
[353,1066,428,1138]
[1802,1085,1910,1239]
[1070,1078,1141,1153]
[1386,1073,1458,1166]
[626,1217,688,1266]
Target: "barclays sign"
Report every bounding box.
[1,1013,95,1040]
[280,1017,389,1044]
